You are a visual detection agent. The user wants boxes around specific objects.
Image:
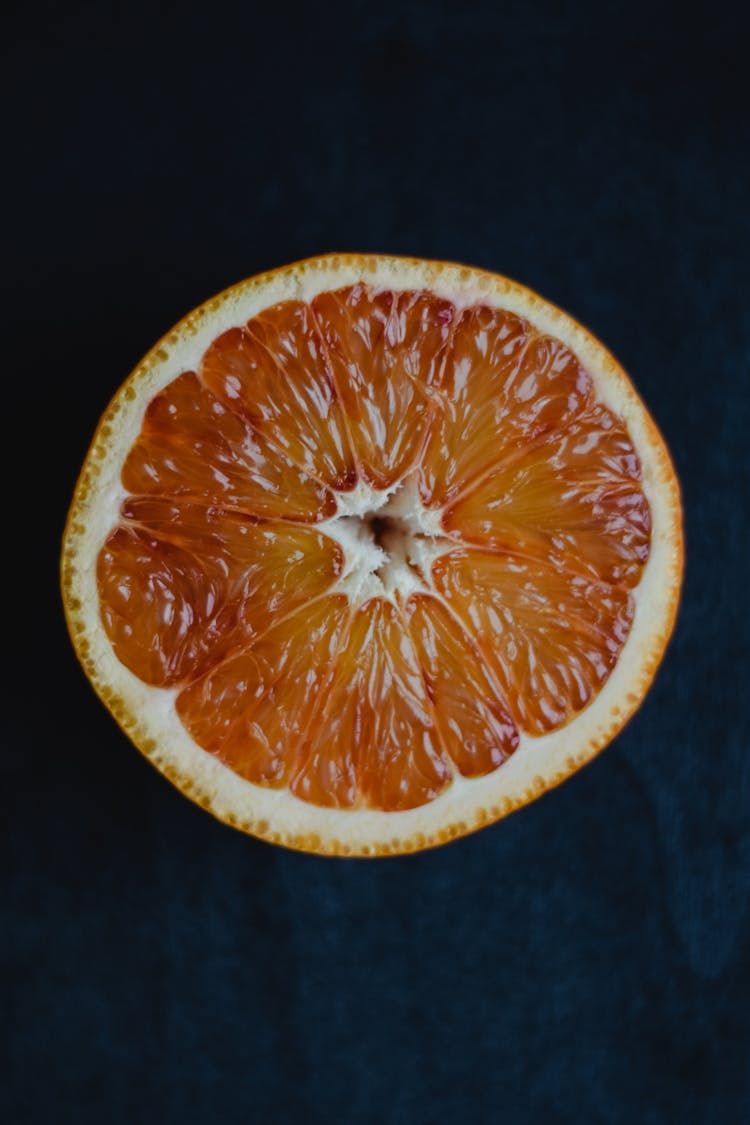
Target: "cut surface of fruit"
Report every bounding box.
[62,254,683,855]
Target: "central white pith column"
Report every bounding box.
[321,477,454,605]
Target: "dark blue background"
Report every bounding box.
[6,1,749,1121]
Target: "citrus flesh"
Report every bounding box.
[63,256,682,854]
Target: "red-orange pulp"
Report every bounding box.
[97,285,650,811]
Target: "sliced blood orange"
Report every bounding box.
[61,254,683,856]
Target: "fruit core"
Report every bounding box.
[321,481,450,603]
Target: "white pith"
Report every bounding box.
[63,254,683,854]
[322,476,453,606]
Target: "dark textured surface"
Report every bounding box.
[5,1,750,1121]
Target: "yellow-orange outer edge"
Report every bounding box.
[60,252,684,858]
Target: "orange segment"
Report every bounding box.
[97,498,342,687]
[201,302,355,491]
[420,309,591,507]
[405,595,519,777]
[293,598,451,810]
[177,596,351,788]
[98,524,232,688]
[122,371,334,521]
[312,286,455,488]
[433,548,634,734]
[443,403,651,586]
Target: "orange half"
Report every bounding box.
[61,254,683,856]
